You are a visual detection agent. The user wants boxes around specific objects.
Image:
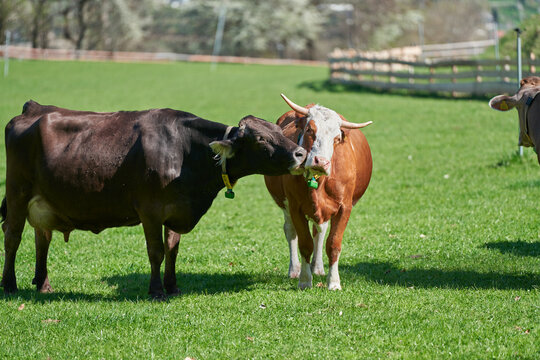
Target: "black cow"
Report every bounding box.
[1,100,306,298]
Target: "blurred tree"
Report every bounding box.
[499,14,540,58]
[61,0,156,51]
[30,0,52,48]
[61,0,89,50]
[147,0,322,59]
[317,0,491,50]
[2,0,524,59]
[0,0,25,41]
[230,0,322,59]
[420,0,490,44]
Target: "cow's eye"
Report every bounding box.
[334,136,341,144]
[256,135,265,142]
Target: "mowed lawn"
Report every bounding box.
[0,59,538,359]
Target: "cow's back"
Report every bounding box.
[4,101,200,233]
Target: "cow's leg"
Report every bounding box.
[32,228,53,293]
[163,226,180,296]
[282,207,300,278]
[141,219,165,299]
[326,207,352,291]
[311,221,329,276]
[2,197,28,293]
[290,207,313,289]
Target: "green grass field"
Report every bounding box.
[0,59,538,359]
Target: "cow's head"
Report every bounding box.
[281,94,372,176]
[210,115,307,176]
[489,76,540,112]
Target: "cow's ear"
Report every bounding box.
[239,115,261,128]
[209,139,235,159]
[238,116,260,137]
[489,94,518,111]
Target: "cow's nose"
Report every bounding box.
[294,147,307,162]
[313,156,330,169]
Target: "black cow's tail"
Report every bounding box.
[1,197,6,223]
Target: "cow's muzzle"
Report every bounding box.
[306,156,331,176]
[288,147,307,174]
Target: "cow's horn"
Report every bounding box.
[341,120,373,129]
[280,93,309,115]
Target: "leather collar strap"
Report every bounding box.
[221,126,236,199]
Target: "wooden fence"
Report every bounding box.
[329,50,539,96]
[0,45,325,67]
[421,39,497,60]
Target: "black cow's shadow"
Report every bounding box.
[341,261,539,290]
[2,271,284,303]
[484,240,540,257]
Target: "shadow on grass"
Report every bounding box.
[491,151,538,169]
[2,271,283,303]
[508,179,540,189]
[341,261,539,290]
[104,271,276,297]
[484,240,540,257]
[297,79,490,101]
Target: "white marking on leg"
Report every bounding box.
[310,221,328,276]
[282,201,300,278]
[327,252,342,291]
[298,256,313,289]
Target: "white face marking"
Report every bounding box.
[304,105,342,174]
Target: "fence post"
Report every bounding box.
[211,1,228,71]
[4,30,10,77]
[515,28,523,156]
[451,65,458,97]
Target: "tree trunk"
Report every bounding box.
[75,0,88,50]
[31,0,47,49]
[0,3,7,41]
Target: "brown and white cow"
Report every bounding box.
[489,76,540,164]
[264,95,372,290]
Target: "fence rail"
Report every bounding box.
[329,51,539,96]
[0,45,325,67]
[421,39,496,59]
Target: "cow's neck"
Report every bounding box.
[186,119,277,194]
[183,119,251,193]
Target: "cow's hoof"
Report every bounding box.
[288,270,300,279]
[311,266,325,276]
[1,278,18,294]
[150,292,167,301]
[38,283,53,294]
[2,285,18,294]
[298,281,312,290]
[288,263,301,278]
[166,287,181,297]
[328,282,342,291]
[34,277,53,293]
